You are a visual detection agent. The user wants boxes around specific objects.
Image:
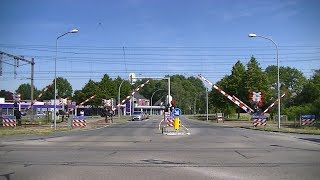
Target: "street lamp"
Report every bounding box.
[151,89,164,115]
[248,33,281,128]
[118,79,126,119]
[54,29,79,130]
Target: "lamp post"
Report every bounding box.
[118,79,125,119]
[151,89,164,115]
[54,29,78,130]
[248,33,281,128]
[206,88,209,121]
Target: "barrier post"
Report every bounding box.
[2,115,16,127]
[72,116,86,128]
[301,115,316,126]
[252,115,267,127]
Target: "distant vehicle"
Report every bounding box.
[131,111,145,121]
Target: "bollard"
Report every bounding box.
[174,117,180,130]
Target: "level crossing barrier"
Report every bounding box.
[166,113,173,127]
[252,115,267,127]
[300,115,316,126]
[2,115,16,127]
[72,116,86,127]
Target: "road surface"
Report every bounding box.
[1,115,320,180]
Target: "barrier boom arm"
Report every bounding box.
[68,95,97,114]
[262,93,286,114]
[198,74,254,114]
[113,80,150,111]
[25,79,54,112]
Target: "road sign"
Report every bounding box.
[172,108,182,117]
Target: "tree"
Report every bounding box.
[227,61,246,118]
[0,90,13,100]
[15,83,39,100]
[245,56,268,93]
[265,65,307,98]
[74,79,100,106]
[41,77,73,100]
[99,74,117,100]
[244,56,269,112]
[208,75,236,115]
[294,69,320,117]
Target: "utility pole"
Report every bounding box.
[206,88,208,121]
[0,51,35,120]
[30,58,35,121]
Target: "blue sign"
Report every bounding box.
[252,115,267,119]
[301,115,315,119]
[172,108,182,117]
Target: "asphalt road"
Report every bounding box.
[1,115,320,180]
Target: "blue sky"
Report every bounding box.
[1,0,320,93]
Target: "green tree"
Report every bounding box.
[41,77,73,100]
[114,76,131,104]
[245,56,268,93]
[294,69,320,117]
[227,61,246,118]
[244,56,269,112]
[208,75,235,115]
[99,74,117,100]
[0,90,13,100]
[15,83,39,100]
[265,65,307,98]
[75,79,100,106]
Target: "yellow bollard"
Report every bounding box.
[174,117,180,130]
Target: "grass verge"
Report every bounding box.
[0,127,70,136]
[246,125,320,135]
[190,114,320,135]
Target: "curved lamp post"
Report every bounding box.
[248,33,280,128]
[54,29,78,130]
[151,89,164,115]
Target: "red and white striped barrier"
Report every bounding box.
[302,119,315,126]
[165,113,173,127]
[252,116,267,127]
[262,93,286,115]
[301,115,316,126]
[72,116,86,127]
[198,74,254,114]
[68,95,96,114]
[2,116,16,127]
[112,80,150,111]
[167,119,173,127]
[25,80,54,112]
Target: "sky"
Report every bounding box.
[1,0,320,93]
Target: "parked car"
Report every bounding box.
[131,111,145,121]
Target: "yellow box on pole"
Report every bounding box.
[174,117,180,130]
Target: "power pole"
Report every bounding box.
[206,88,208,121]
[0,51,35,121]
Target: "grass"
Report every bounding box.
[247,124,320,135]
[0,126,70,136]
[190,114,320,135]
[114,116,131,123]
